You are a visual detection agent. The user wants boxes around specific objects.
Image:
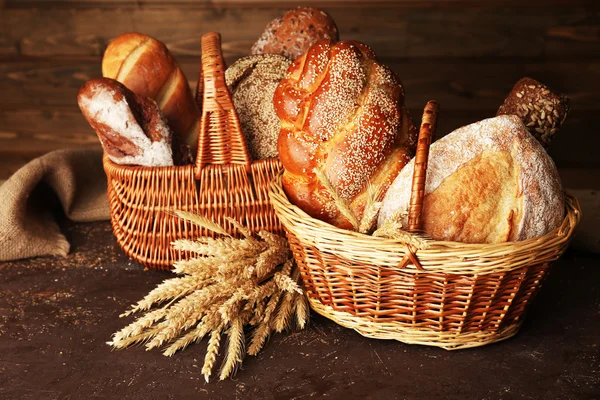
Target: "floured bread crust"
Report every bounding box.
[78,78,174,167]
[377,115,564,243]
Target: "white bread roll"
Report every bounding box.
[378,115,564,243]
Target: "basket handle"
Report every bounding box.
[194,32,252,179]
[407,101,438,232]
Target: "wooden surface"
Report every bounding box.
[1,219,599,399]
[1,0,600,178]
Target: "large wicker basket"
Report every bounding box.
[103,32,283,270]
[269,102,581,350]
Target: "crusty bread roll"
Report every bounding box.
[378,115,565,243]
[497,77,570,149]
[78,78,175,167]
[102,32,199,157]
[275,40,417,229]
[225,54,292,160]
[251,7,339,60]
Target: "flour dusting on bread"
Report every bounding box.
[378,115,564,242]
[78,78,174,167]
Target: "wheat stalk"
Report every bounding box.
[120,275,208,316]
[224,217,253,239]
[173,210,230,236]
[294,293,310,329]
[219,317,245,381]
[163,305,221,357]
[110,214,309,382]
[314,168,359,231]
[202,327,222,383]
[359,182,384,234]
[373,210,429,250]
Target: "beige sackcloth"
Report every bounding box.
[0,149,110,261]
[0,148,598,262]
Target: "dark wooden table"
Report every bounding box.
[2,1,600,398]
[1,219,599,400]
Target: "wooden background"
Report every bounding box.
[1,0,599,180]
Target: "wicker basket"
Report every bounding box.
[103,32,283,270]
[269,101,581,350]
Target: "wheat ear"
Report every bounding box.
[202,326,223,383]
[173,210,230,236]
[219,318,245,381]
[294,293,310,329]
[314,169,359,230]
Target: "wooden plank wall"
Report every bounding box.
[1,0,599,178]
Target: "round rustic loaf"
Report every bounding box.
[251,7,339,60]
[275,40,417,229]
[225,54,292,160]
[378,115,565,243]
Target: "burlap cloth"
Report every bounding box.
[0,148,598,262]
[0,149,109,261]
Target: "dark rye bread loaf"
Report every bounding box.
[497,77,570,149]
[251,7,339,60]
[225,54,292,160]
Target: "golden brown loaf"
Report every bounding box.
[102,32,200,157]
[497,77,570,149]
[378,115,565,243]
[78,78,175,167]
[275,40,417,229]
[225,54,292,160]
[251,7,339,60]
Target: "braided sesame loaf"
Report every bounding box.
[378,115,565,243]
[275,40,417,229]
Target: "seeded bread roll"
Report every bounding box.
[251,7,339,60]
[275,40,417,230]
[78,78,175,167]
[102,32,199,159]
[496,77,570,149]
[225,54,292,160]
[378,115,565,243]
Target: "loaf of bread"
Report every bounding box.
[275,40,417,229]
[251,7,339,60]
[378,115,565,243]
[225,54,292,160]
[497,77,570,149]
[78,78,175,167]
[102,32,199,158]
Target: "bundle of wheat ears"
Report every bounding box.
[109,211,309,382]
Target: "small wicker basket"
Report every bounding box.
[269,101,581,350]
[103,32,283,270]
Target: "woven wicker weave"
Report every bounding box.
[103,32,283,270]
[269,102,581,350]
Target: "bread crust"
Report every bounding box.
[102,32,199,157]
[251,7,339,60]
[378,115,565,243]
[78,78,174,167]
[497,77,570,149]
[225,54,292,160]
[275,40,417,229]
